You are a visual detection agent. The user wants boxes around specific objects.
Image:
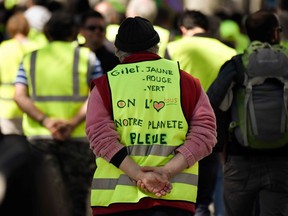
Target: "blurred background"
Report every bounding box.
[0,0,287,48]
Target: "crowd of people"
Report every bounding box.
[0,0,288,216]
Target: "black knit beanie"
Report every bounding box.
[114,16,160,52]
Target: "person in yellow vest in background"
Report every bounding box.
[125,0,171,58]
[3,0,21,10]
[0,12,65,216]
[0,12,37,147]
[24,0,51,48]
[207,10,288,216]
[219,19,250,54]
[86,16,217,215]
[166,10,236,92]
[14,11,103,216]
[166,10,236,216]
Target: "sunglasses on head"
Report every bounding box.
[84,25,106,32]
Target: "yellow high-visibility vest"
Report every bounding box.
[0,39,37,119]
[22,42,90,139]
[91,58,198,207]
[154,25,170,57]
[167,36,236,91]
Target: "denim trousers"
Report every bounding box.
[30,139,96,216]
[224,155,288,216]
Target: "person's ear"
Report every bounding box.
[272,26,282,44]
[179,26,187,35]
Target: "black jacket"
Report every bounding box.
[207,55,288,156]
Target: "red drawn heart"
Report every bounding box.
[153,101,165,112]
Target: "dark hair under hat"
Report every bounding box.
[115,16,160,52]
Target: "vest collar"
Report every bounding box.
[122,52,161,64]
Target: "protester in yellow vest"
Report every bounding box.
[0,12,65,215]
[86,16,217,215]
[4,0,20,10]
[24,0,51,48]
[166,10,236,216]
[166,10,236,92]
[219,19,250,54]
[0,12,37,139]
[14,11,103,216]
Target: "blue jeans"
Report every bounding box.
[224,155,288,216]
[31,139,96,216]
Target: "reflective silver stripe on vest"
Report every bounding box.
[30,48,87,102]
[91,173,198,190]
[127,145,176,156]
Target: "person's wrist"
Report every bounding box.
[161,167,172,180]
[134,168,145,181]
[68,119,77,130]
[39,115,48,126]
